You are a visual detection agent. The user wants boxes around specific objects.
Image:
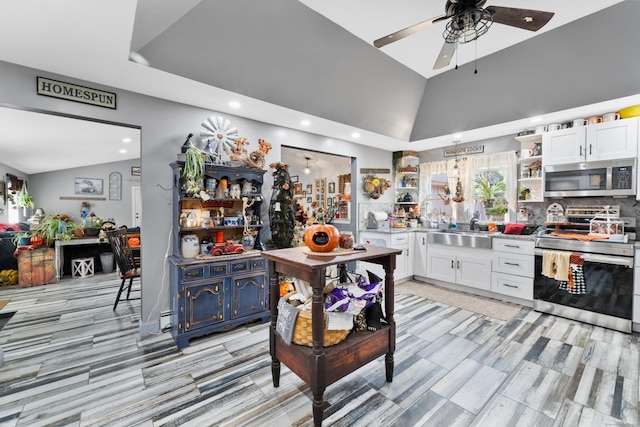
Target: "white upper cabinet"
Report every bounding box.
[543,118,638,166]
[586,117,638,161]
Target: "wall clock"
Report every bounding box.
[109,172,122,200]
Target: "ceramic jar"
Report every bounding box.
[181,234,200,258]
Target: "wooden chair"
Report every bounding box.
[107,228,141,310]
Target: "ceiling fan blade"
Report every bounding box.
[433,41,456,69]
[374,14,445,48]
[486,6,554,32]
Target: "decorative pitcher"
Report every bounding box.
[181,235,200,258]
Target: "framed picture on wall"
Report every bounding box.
[131,166,141,176]
[328,182,335,194]
[290,175,299,183]
[306,184,312,193]
[294,183,303,195]
[302,191,307,197]
[306,196,312,203]
[74,178,103,195]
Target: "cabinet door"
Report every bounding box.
[391,232,410,281]
[587,118,638,161]
[542,127,586,166]
[183,279,227,331]
[426,249,456,283]
[457,252,492,291]
[413,232,428,278]
[231,273,267,319]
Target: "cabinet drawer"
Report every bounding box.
[391,233,409,246]
[230,260,249,274]
[250,257,266,271]
[493,238,534,255]
[209,263,228,277]
[182,266,206,282]
[491,272,533,301]
[492,252,534,278]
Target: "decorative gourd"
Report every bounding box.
[30,235,44,247]
[128,237,140,247]
[279,281,295,297]
[304,224,339,252]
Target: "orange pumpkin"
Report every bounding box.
[128,237,140,247]
[279,281,295,297]
[304,224,339,252]
[30,235,44,247]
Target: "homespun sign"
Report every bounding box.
[37,76,116,109]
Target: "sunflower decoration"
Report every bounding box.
[362,175,390,199]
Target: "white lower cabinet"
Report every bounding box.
[413,232,428,278]
[427,245,492,291]
[391,232,413,283]
[491,238,534,301]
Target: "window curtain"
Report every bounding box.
[459,151,517,220]
[419,150,517,221]
[418,160,450,208]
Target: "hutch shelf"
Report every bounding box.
[262,245,401,427]
[168,162,269,348]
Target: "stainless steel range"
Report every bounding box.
[533,205,635,332]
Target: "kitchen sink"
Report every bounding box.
[427,230,493,249]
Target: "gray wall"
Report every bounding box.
[29,159,141,226]
[0,59,392,335]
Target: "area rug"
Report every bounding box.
[396,281,522,321]
[0,300,8,310]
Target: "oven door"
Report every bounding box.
[533,249,633,332]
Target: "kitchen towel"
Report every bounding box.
[560,254,586,295]
[541,250,570,282]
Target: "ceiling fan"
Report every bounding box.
[374,0,554,70]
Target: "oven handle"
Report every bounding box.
[534,248,633,267]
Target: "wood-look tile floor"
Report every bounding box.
[0,275,638,426]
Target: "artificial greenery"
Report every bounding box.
[11,231,31,246]
[15,190,34,208]
[485,199,509,217]
[34,214,82,243]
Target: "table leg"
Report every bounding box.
[313,391,324,427]
[268,260,281,387]
[54,240,62,282]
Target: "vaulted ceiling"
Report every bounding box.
[132,0,640,146]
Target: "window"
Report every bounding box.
[419,151,517,223]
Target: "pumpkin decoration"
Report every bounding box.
[279,281,295,297]
[304,223,339,252]
[30,235,44,247]
[128,237,140,247]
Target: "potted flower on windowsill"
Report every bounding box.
[474,172,505,207]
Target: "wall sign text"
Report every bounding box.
[37,76,116,109]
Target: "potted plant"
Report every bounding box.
[182,146,206,196]
[11,231,31,247]
[474,172,505,207]
[485,198,509,219]
[34,213,82,244]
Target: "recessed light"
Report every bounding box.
[351,132,360,139]
[453,133,463,139]
[122,137,131,143]
[229,101,241,109]
[301,119,311,127]
[119,149,127,154]
[530,117,542,123]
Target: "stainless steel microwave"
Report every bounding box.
[544,158,636,198]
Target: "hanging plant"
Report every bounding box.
[15,189,34,208]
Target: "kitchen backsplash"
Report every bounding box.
[522,197,640,225]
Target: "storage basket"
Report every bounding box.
[291,308,351,347]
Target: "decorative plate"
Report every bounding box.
[200,116,239,162]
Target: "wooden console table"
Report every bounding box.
[261,245,401,426]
